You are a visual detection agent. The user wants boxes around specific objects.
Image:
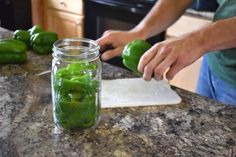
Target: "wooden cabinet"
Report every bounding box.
[166,14,211,92]
[47,0,83,15]
[31,0,46,27]
[31,0,84,39]
[47,9,83,38]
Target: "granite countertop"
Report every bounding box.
[0,29,236,157]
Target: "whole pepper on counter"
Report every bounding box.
[122,39,151,75]
[13,30,31,47]
[28,25,43,36]
[31,32,58,54]
[0,39,27,64]
[13,25,44,50]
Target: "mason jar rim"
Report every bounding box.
[53,38,100,60]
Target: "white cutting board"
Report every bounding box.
[101,78,181,108]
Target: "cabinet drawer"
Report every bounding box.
[48,0,83,15]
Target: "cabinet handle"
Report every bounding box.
[59,0,66,6]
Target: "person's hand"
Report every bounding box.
[138,33,205,81]
[97,29,144,61]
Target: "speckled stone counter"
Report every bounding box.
[0,29,236,157]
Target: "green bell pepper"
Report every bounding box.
[0,39,27,64]
[28,25,43,36]
[13,30,31,47]
[53,62,99,130]
[31,32,58,54]
[122,39,151,75]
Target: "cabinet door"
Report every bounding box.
[31,0,45,27]
[47,9,83,39]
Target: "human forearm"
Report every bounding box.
[194,16,236,53]
[132,0,192,40]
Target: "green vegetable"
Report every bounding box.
[53,62,99,130]
[31,32,58,54]
[28,25,43,36]
[13,30,31,47]
[122,39,151,75]
[0,39,27,64]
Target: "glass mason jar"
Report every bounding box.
[51,38,101,132]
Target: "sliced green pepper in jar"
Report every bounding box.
[53,62,99,130]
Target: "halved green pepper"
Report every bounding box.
[122,39,151,75]
[31,32,58,54]
[0,39,27,64]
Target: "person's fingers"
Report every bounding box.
[142,66,154,81]
[97,35,112,52]
[141,47,168,81]
[137,44,160,73]
[97,30,116,52]
[153,50,177,80]
[102,30,113,35]
[165,60,186,80]
[101,47,123,60]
